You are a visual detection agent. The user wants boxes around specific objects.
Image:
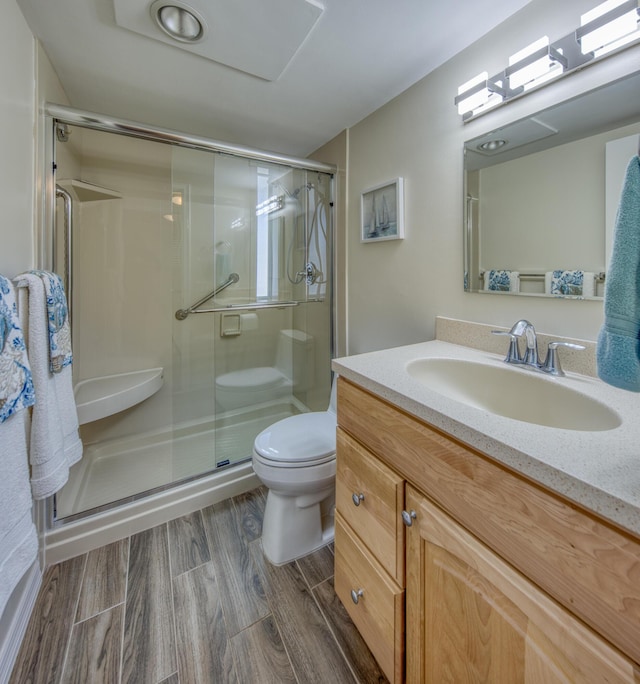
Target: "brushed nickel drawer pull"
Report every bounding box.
[351,588,364,604]
[402,509,417,526]
[352,492,365,506]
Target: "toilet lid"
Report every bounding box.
[254,411,337,466]
[216,367,286,390]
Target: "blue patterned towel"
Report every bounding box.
[29,270,72,373]
[550,270,584,296]
[484,270,520,292]
[0,275,35,423]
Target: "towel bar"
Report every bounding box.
[479,271,605,282]
[190,300,299,314]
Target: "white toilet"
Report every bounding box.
[215,329,314,411]
[252,379,337,565]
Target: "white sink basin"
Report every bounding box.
[406,358,621,431]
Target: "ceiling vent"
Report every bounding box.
[113,0,324,81]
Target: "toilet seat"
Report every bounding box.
[253,412,336,467]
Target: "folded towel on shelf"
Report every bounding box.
[484,270,520,293]
[0,276,35,422]
[15,271,83,498]
[0,275,38,617]
[545,270,595,298]
[597,156,640,391]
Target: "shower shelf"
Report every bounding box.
[57,179,122,202]
[74,367,164,425]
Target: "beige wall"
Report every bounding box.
[346,0,640,353]
[0,0,34,277]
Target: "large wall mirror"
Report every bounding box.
[464,71,640,300]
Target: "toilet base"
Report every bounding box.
[261,487,335,566]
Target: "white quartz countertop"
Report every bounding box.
[332,340,640,539]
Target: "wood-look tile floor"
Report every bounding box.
[10,487,389,684]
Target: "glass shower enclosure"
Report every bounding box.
[48,109,334,521]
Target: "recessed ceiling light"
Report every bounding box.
[150,1,206,43]
[478,139,508,151]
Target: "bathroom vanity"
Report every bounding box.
[332,337,640,683]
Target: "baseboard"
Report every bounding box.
[0,562,42,684]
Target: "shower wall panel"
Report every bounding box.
[74,132,174,445]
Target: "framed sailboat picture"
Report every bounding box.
[361,177,404,242]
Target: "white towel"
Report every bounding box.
[0,276,38,617]
[545,270,595,298]
[0,409,38,617]
[16,272,83,499]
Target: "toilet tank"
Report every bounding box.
[275,329,315,391]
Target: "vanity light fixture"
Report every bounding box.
[577,0,640,56]
[455,72,507,119]
[506,36,567,91]
[151,1,206,43]
[454,0,639,121]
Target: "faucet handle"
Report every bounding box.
[491,330,522,364]
[541,341,586,376]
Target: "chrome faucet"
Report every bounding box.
[491,319,538,367]
[492,320,585,375]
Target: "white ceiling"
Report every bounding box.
[17,0,535,157]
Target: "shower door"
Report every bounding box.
[171,148,333,474]
[52,122,333,520]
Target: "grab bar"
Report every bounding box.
[175,273,240,320]
[55,185,73,323]
[188,301,299,314]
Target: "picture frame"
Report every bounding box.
[361,177,404,242]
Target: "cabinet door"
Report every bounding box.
[405,485,639,684]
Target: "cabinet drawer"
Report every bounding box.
[334,512,404,684]
[336,428,404,583]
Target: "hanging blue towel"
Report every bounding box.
[0,275,35,422]
[597,155,640,391]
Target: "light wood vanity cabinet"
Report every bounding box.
[335,377,640,683]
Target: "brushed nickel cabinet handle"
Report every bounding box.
[351,588,364,604]
[402,509,417,526]
[352,492,365,506]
